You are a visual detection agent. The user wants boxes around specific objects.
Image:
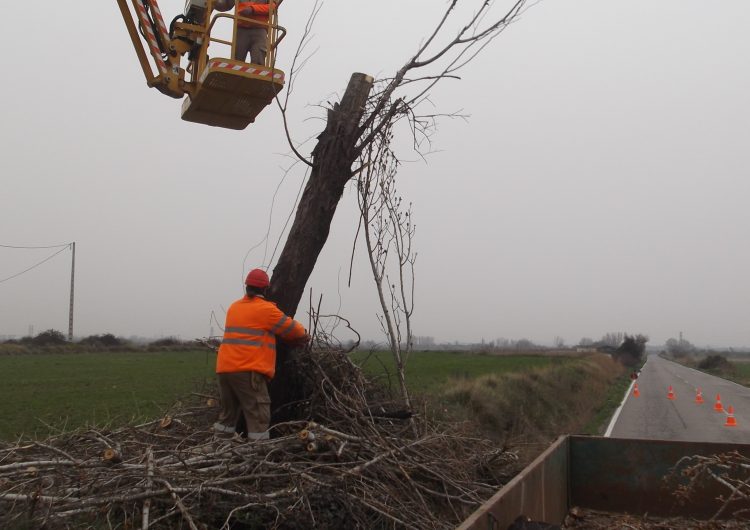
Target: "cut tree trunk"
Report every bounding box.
[266,72,374,426]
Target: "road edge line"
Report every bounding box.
[604,378,636,438]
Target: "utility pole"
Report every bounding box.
[68,242,76,342]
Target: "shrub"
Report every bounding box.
[79,333,124,348]
[613,334,648,367]
[698,354,733,372]
[150,337,182,347]
[146,337,198,352]
[31,329,67,346]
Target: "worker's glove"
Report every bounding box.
[290,333,311,347]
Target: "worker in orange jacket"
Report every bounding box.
[214,0,275,65]
[213,268,308,440]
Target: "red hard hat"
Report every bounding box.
[245,268,270,288]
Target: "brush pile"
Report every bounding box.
[0,346,519,529]
[669,451,750,521]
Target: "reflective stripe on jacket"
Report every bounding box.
[236,1,272,28]
[216,295,306,378]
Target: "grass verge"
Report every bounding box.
[581,372,632,435]
[667,354,750,387]
[732,362,750,386]
[438,353,625,446]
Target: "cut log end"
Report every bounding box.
[102,448,122,464]
[298,429,315,442]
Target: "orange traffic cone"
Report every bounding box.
[633,383,640,398]
[667,385,675,400]
[725,406,738,427]
[695,388,704,404]
[714,394,724,412]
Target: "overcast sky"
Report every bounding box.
[1,1,748,347]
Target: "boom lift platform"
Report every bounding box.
[116,0,286,129]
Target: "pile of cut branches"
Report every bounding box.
[668,451,750,522]
[0,346,519,529]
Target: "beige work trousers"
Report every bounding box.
[234,27,268,65]
[215,371,270,440]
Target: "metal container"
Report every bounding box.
[458,435,750,529]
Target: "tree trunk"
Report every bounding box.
[266,72,374,425]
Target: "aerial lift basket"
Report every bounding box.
[117,0,286,130]
[181,59,284,130]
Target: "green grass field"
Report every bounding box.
[351,350,572,394]
[0,350,576,441]
[0,351,216,440]
[729,360,750,386]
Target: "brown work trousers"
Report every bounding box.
[215,371,270,440]
[234,27,268,65]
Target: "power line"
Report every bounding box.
[0,245,71,284]
[0,243,71,249]
[210,310,224,334]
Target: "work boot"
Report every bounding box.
[246,430,270,442]
[212,422,235,441]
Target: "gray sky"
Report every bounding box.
[1,0,749,347]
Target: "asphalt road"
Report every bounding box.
[609,354,750,443]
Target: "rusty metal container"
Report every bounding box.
[458,435,750,529]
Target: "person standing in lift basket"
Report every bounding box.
[214,0,274,65]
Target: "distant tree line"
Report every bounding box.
[356,337,547,353]
[0,330,202,354]
[359,331,653,359]
[665,336,696,358]
[662,333,742,378]
[576,332,648,367]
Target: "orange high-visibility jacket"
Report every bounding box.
[236,1,273,28]
[217,295,306,378]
